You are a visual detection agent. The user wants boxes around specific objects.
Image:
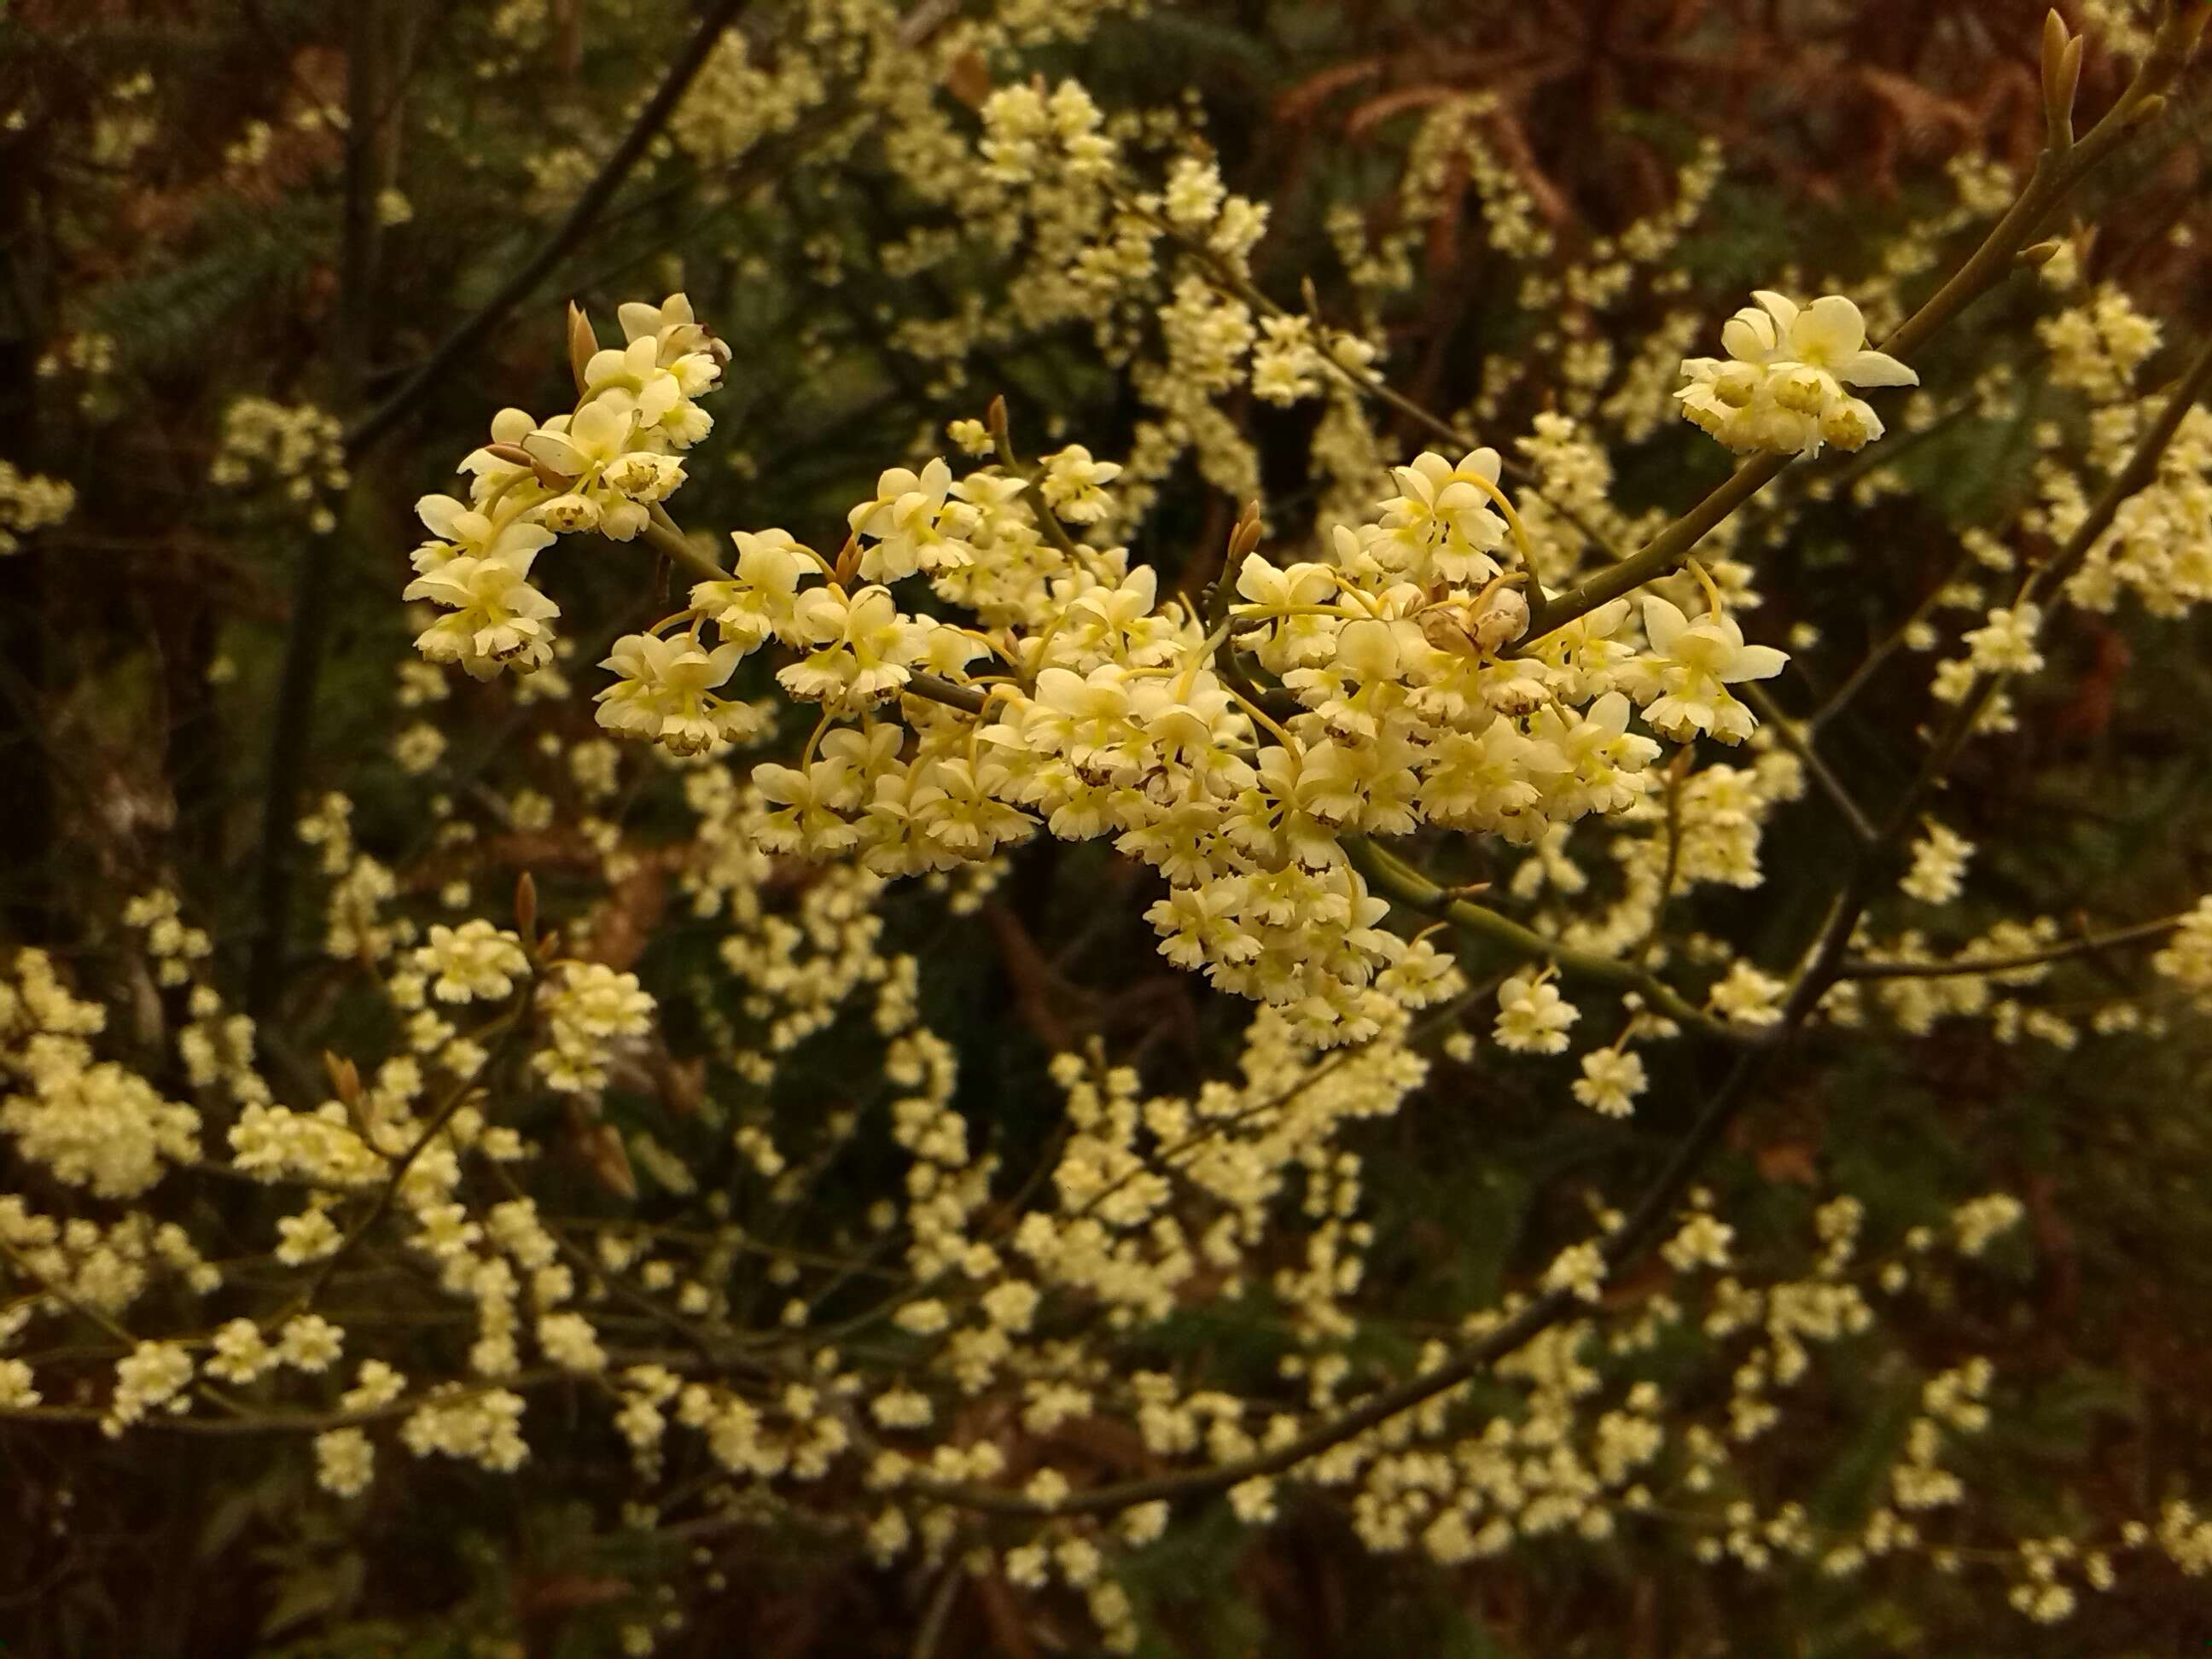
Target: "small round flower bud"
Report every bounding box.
[1472,587,1529,653]
[1419,604,1485,659]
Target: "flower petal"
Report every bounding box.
[1752,290,1801,332]
[1839,348,1919,388]
[1792,295,1867,364]
[1722,643,1789,684]
[1721,311,1776,364]
[416,493,468,538]
[1641,595,1688,655]
[521,431,586,479]
[584,346,630,387]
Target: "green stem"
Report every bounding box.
[1838,913,2188,981]
[1738,683,1877,846]
[1344,835,1763,1046]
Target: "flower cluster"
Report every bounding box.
[404,294,730,683]
[1677,293,1918,457]
[210,397,349,534]
[533,962,655,1093]
[0,459,75,556]
[2,950,201,1199]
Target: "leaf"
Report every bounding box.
[259,1554,365,1640]
[197,1483,264,1563]
[201,1462,299,1562]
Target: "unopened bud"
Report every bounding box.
[486,439,576,492]
[582,1122,637,1200]
[514,871,538,942]
[1230,500,1266,563]
[2040,10,2075,102]
[1471,588,1529,654]
[2040,8,2069,65]
[2018,238,2065,268]
[1419,604,1485,660]
[567,302,599,395]
[2040,15,2083,147]
[323,1051,360,1105]
[655,1054,707,1120]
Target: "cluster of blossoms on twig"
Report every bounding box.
[402,294,731,681]
[1676,291,1921,457]
[403,278,1871,1045]
[209,396,350,535]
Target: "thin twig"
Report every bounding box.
[911,1567,963,1659]
[1739,683,1878,846]
[1633,754,1691,965]
[342,0,753,459]
[290,1010,530,1313]
[1837,913,2188,980]
[1347,836,1766,1046]
[1808,544,1974,733]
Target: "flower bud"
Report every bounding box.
[500,439,578,491]
[1419,604,1484,659]
[567,302,600,396]
[513,870,538,942]
[580,1121,637,1200]
[1472,587,1529,653]
[323,1051,361,1105]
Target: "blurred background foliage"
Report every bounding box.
[3,0,2212,1654]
